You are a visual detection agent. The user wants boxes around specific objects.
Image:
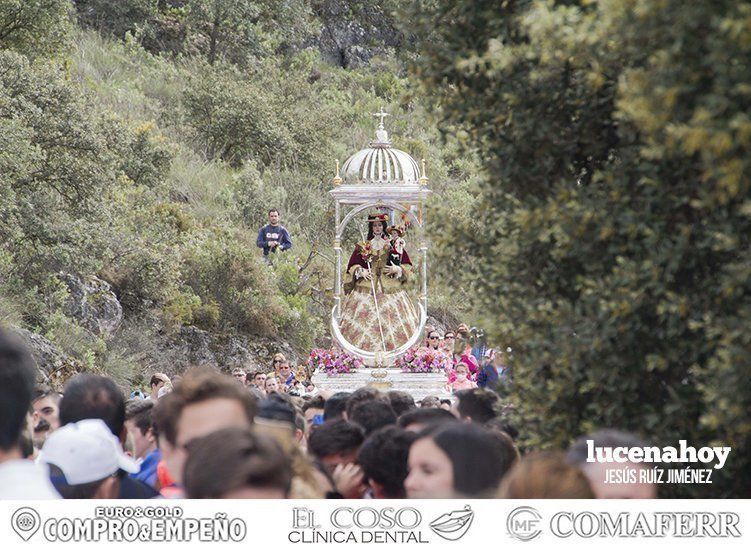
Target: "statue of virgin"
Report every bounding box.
[339,213,420,353]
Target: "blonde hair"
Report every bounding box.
[498,451,594,499]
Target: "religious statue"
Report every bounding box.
[339,213,420,353]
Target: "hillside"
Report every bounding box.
[0,1,480,389]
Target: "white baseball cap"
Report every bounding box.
[40,419,139,485]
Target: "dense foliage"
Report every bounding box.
[1,0,471,386]
[410,0,751,497]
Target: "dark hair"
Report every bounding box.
[567,429,649,466]
[48,463,109,499]
[418,395,440,408]
[387,391,415,416]
[345,387,385,418]
[152,367,256,446]
[302,395,325,413]
[252,371,266,380]
[0,328,37,451]
[454,389,499,423]
[308,419,365,459]
[59,374,125,438]
[323,392,350,421]
[184,428,292,498]
[397,408,456,429]
[268,208,279,215]
[257,396,296,426]
[366,217,388,240]
[486,416,519,441]
[357,426,415,498]
[33,385,61,404]
[417,423,513,497]
[125,399,155,435]
[349,400,397,437]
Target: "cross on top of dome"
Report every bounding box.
[372,107,391,145]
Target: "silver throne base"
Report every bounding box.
[311,368,449,402]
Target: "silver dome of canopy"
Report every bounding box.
[339,110,423,185]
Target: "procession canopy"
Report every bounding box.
[330,109,431,365]
[331,108,431,206]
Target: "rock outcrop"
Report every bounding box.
[60,274,122,337]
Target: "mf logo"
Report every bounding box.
[507,506,542,541]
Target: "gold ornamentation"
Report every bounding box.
[419,159,429,185]
[333,159,342,186]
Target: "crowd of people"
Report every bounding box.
[0,326,657,500]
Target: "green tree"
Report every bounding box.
[74,0,159,39]
[0,0,71,57]
[410,0,751,497]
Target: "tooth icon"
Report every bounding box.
[429,505,474,541]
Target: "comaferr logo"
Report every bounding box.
[550,511,741,538]
[505,508,742,540]
[429,506,474,541]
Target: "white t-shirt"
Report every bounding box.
[0,459,61,499]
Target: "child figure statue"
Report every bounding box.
[387,224,407,267]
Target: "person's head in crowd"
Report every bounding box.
[265,376,280,394]
[184,427,292,499]
[345,387,386,419]
[357,426,415,499]
[308,419,365,474]
[32,386,61,444]
[302,396,325,437]
[304,381,316,393]
[453,388,499,424]
[442,330,456,353]
[426,330,441,349]
[278,361,293,381]
[486,416,519,442]
[387,391,415,416]
[419,395,440,409]
[453,325,472,357]
[151,367,256,486]
[231,367,246,383]
[256,395,297,435]
[397,408,456,433]
[0,327,37,464]
[349,400,397,437]
[439,399,452,411]
[405,423,512,499]
[272,353,286,374]
[567,429,657,499]
[124,399,156,460]
[43,419,138,499]
[323,392,351,421]
[251,371,267,391]
[149,373,171,400]
[454,362,471,384]
[59,374,126,442]
[499,451,594,499]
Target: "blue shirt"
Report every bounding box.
[256,224,292,255]
[133,449,161,489]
